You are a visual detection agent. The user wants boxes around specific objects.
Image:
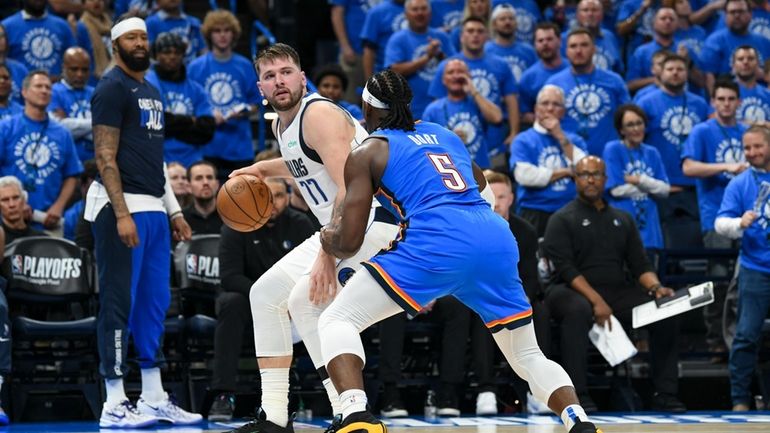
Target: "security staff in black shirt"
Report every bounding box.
[542,156,686,413]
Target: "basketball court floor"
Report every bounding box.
[4,412,770,433]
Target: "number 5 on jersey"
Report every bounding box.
[428,153,467,191]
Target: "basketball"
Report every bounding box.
[217,174,274,232]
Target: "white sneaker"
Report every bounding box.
[136,393,203,425]
[526,391,551,415]
[476,391,498,415]
[99,400,158,428]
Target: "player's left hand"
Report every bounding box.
[309,250,338,305]
[171,216,192,242]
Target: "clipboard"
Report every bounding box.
[632,281,714,329]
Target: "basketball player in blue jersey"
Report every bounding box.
[318,70,601,433]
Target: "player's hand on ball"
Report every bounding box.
[117,215,139,248]
[229,161,266,179]
[308,250,338,305]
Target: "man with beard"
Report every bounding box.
[700,0,770,93]
[543,156,685,412]
[637,53,711,247]
[85,15,200,428]
[146,32,215,167]
[182,161,222,235]
[50,47,96,162]
[731,45,770,124]
[0,0,75,78]
[627,7,679,93]
[519,22,569,125]
[209,177,315,421]
[484,4,537,83]
[0,64,22,122]
[561,0,623,75]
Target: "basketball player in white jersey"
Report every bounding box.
[225,43,400,433]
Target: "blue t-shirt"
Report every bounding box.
[492,0,542,43]
[50,81,95,162]
[1,11,76,75]
[681,119,747,232]
[0,114,83,210]
[675,25,707,63]
[188,52,260,162]
[329,0,381,54]
[384,28,455,117]
[63,199,84,241]
[603,140,668,249]
[699,29,770,75]
[145,69,213,167]
[633,83,658,103]
[717,168,770,272]
[626,39,676,82]
[429,0,464,32]
[5,58,29,105]
[91,67,165,197]
[509,128,587,212]
[484,40,537,82]
[359,0,406,73]
[338,100,364,122]
[616,0,659,53]
[422,96,491,168]
[145,11,206,65]
[560,29,623,75]
[636,88,711,186]
[0,101,22,122]
[74,21,95,67]
[738,83,770,124]
[545,67,630,156]
[713,7,770,43]
[114,0,156,17]
[518,60,570,114]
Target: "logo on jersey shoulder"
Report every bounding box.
[660,106,700,149]
[738,97,770,123]
[13,132,62,184]
[538,145,571,191]
[565,84,611,128]
[286,158,309,178]
[469,69,500,102]
[138,98,164,131]
[204,72,243,109]
[21,27,62,70]
[715,137,745,180]
[338,267,356,286]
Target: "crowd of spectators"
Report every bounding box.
[0,0,768,425]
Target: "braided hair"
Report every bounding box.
[366,70,415,132]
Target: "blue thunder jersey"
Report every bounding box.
[50,81,95,161]
[681,119,747,233]
[1,11,76,75]
[91,67,165,197]
[364,121,533,331]
[717,169,770,272]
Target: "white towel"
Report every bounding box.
[588,315,638,367]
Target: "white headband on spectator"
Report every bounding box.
[362,84,389,109]
[111,17,147,41]
[491,4,516,21]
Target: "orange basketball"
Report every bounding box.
[217,174,274,232]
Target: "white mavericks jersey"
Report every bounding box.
[275,93,373,226]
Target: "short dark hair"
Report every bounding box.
[462,16,487,29]
[535,22,561,37]
[662,52,688,68]
[187,160,218,181]
[22,69,50,89]
[731,44,758,64]
[613,104,648,135]
[712,79,740,99]
[724,0,750,12]
[254,42,301,75]
[313,64,349,91]
[566,28,595,44]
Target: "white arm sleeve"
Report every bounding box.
[162,163,183,217]
[57,117,93,140]
[637,174,671,197]
[480,182,495,209]
[514,162,553,188]
[570,146,588,165]
[714,216,744,239]
[610,184,645,199]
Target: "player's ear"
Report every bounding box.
[301,71,307,87]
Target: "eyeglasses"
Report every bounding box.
[539,101,564,108]
[575,171,606,180]
[622,120,645,129]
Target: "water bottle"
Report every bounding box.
[755,395,765,411]
[424,390,437,421]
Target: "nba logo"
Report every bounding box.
[11,255,23,275]
[186,254,198,274]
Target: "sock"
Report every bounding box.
[140,367,166,403]
[560,404,588,432]
[339,389,368,419]
[105,378,128,407]
[322,378,343,416]
[261,368,290,427]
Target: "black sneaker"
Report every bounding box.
[225,408,294,433]
[437,383,460,417]
[323,414,343,433]
[336,410,387,433]
[379,386,407,418]
[568,421,602,433]
[209,393,235,422]
[651,392,686,413]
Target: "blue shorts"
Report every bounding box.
[363,206,532,332]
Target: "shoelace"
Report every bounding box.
[323,414,342,433]
[120,400,141,416]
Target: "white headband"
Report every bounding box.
[111,17,147,41]
[362,84,389,109]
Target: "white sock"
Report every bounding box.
[105,378,128,407]
[261,368,290,427]
[140,367,166,403]
[560,404,588,431]
[339,389,368,419]
[322,378,343,416]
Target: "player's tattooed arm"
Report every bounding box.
[94,124,130,218]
